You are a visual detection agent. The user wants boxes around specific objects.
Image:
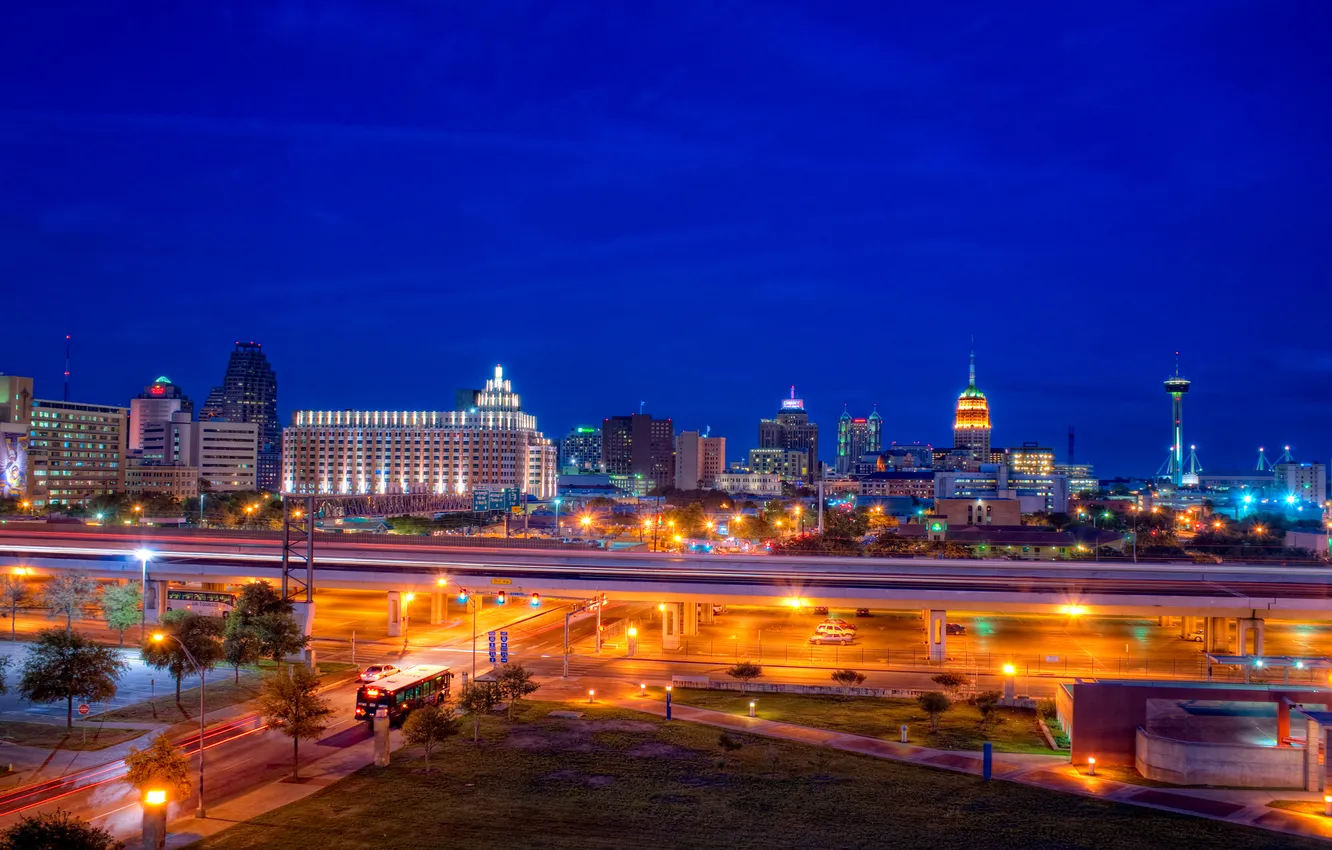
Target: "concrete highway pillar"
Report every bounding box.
[1323,727,1332,795]
[1236,618,1265,656]
[147,580,170,623]
[1277,699,1291,748]
[926,610,946,662]
[1207,617,1231,654]
[429,592,445,625]
[386,591,402,638]
[1158,615,1166,627]
[681,601,699,637]
[662,603,681,651]
[1308,718,1323,792]
[699,602,715,625]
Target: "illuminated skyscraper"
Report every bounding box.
[952,345,992,461]
[836,406,882,474]
[129,376,192,453]
[218,342,279,490]
[758,387,819,483]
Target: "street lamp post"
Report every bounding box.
[402,593,415,646]
[152,633,206,818]
[135,549,153,642]
[553,499,561,538]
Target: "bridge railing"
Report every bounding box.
[0,521,590,551]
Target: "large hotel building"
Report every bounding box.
[282,366,558,498]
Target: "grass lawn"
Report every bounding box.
[666,688,1050,753]
[186,700,1312,850]
[99,674,263,723]
[0,721,144,751]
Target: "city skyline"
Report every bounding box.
[3,3,1330,475]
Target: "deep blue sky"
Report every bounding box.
[3,2,1330,475]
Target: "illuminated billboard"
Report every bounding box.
[0,432,27,498]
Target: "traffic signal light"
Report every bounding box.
[530,593,541,607]
[496,591,506,605]
[457,590,469,603]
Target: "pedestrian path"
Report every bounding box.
[609,693,1332,843]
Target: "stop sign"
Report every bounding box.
[77,703,90,716]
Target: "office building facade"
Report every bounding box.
[935,465,1069,514]
[747,447,809,482]
[559,426,602,473]
[217,342,279,490]
[283,365,557,498]
[142,412,259,492]
[758,387,819,482]
[129,377,192,453]
[1276,462,1327,506]
[28,399,128,507]
[602,413,674,489]
[715,471,782,496]
[675,431,726,490]
[125,463,200,499]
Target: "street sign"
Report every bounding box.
[488,629,497,663]
[77,703,90,716]
[500,630,509,663]
[490,578,512,585]
[472,493,488,512]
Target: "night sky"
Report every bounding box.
[3,2,1329,476]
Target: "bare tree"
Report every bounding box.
[0,575,28,641]
[40,573,100,634]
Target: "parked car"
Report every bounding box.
[855,608,872,617]
[945,623,966,636]
[813,606,830,615]
[808,633,855,646]
[1186,629,1205,642]
[819,618,857,631]
[358,664,399,683]
[815,623,857,637]
[712,604,727,615]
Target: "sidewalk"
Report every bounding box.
[162,731,385,848]
[608,692,1332,843]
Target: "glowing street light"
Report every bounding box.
[152,632,207,817]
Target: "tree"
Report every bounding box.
[0,574,27,641]
[726,661,764,694]
[124,733,191,800]
[98,584,141,647]
[0,809,124,850]
[141,610,224,701]
[402,702,460,772]
[252,611,308,662]
[221,616,261,684]
[229,581,307,662]
[40,572,99,633]
[830,668,866,697]
[974,690,1003,731]
[495,664,541,720]
[917,691,952,733]
[457,681,500,741]
[930,672,970,697]
[257,665,333,779]
[19,628,127,729]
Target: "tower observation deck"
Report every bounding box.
[1161,353,1191,487]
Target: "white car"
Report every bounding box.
[815,622,857,636]
[809,633,855,646]
[358,664,400,683]
[1186,630,1205,643]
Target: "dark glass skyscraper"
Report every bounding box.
[219,342,279,490]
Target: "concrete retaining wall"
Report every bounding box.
[1135,727,1307,788]
[670,675,1039,706]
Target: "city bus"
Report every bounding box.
[354,665,452,729]
[164,589,237,618]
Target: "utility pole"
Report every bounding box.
[817,479,825,534]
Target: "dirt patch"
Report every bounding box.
[505,728,595,752]
[626,742,695,759]
[545,769,615,787]
[584,720,656,733]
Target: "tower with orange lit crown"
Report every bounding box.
[953,344,992,461]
